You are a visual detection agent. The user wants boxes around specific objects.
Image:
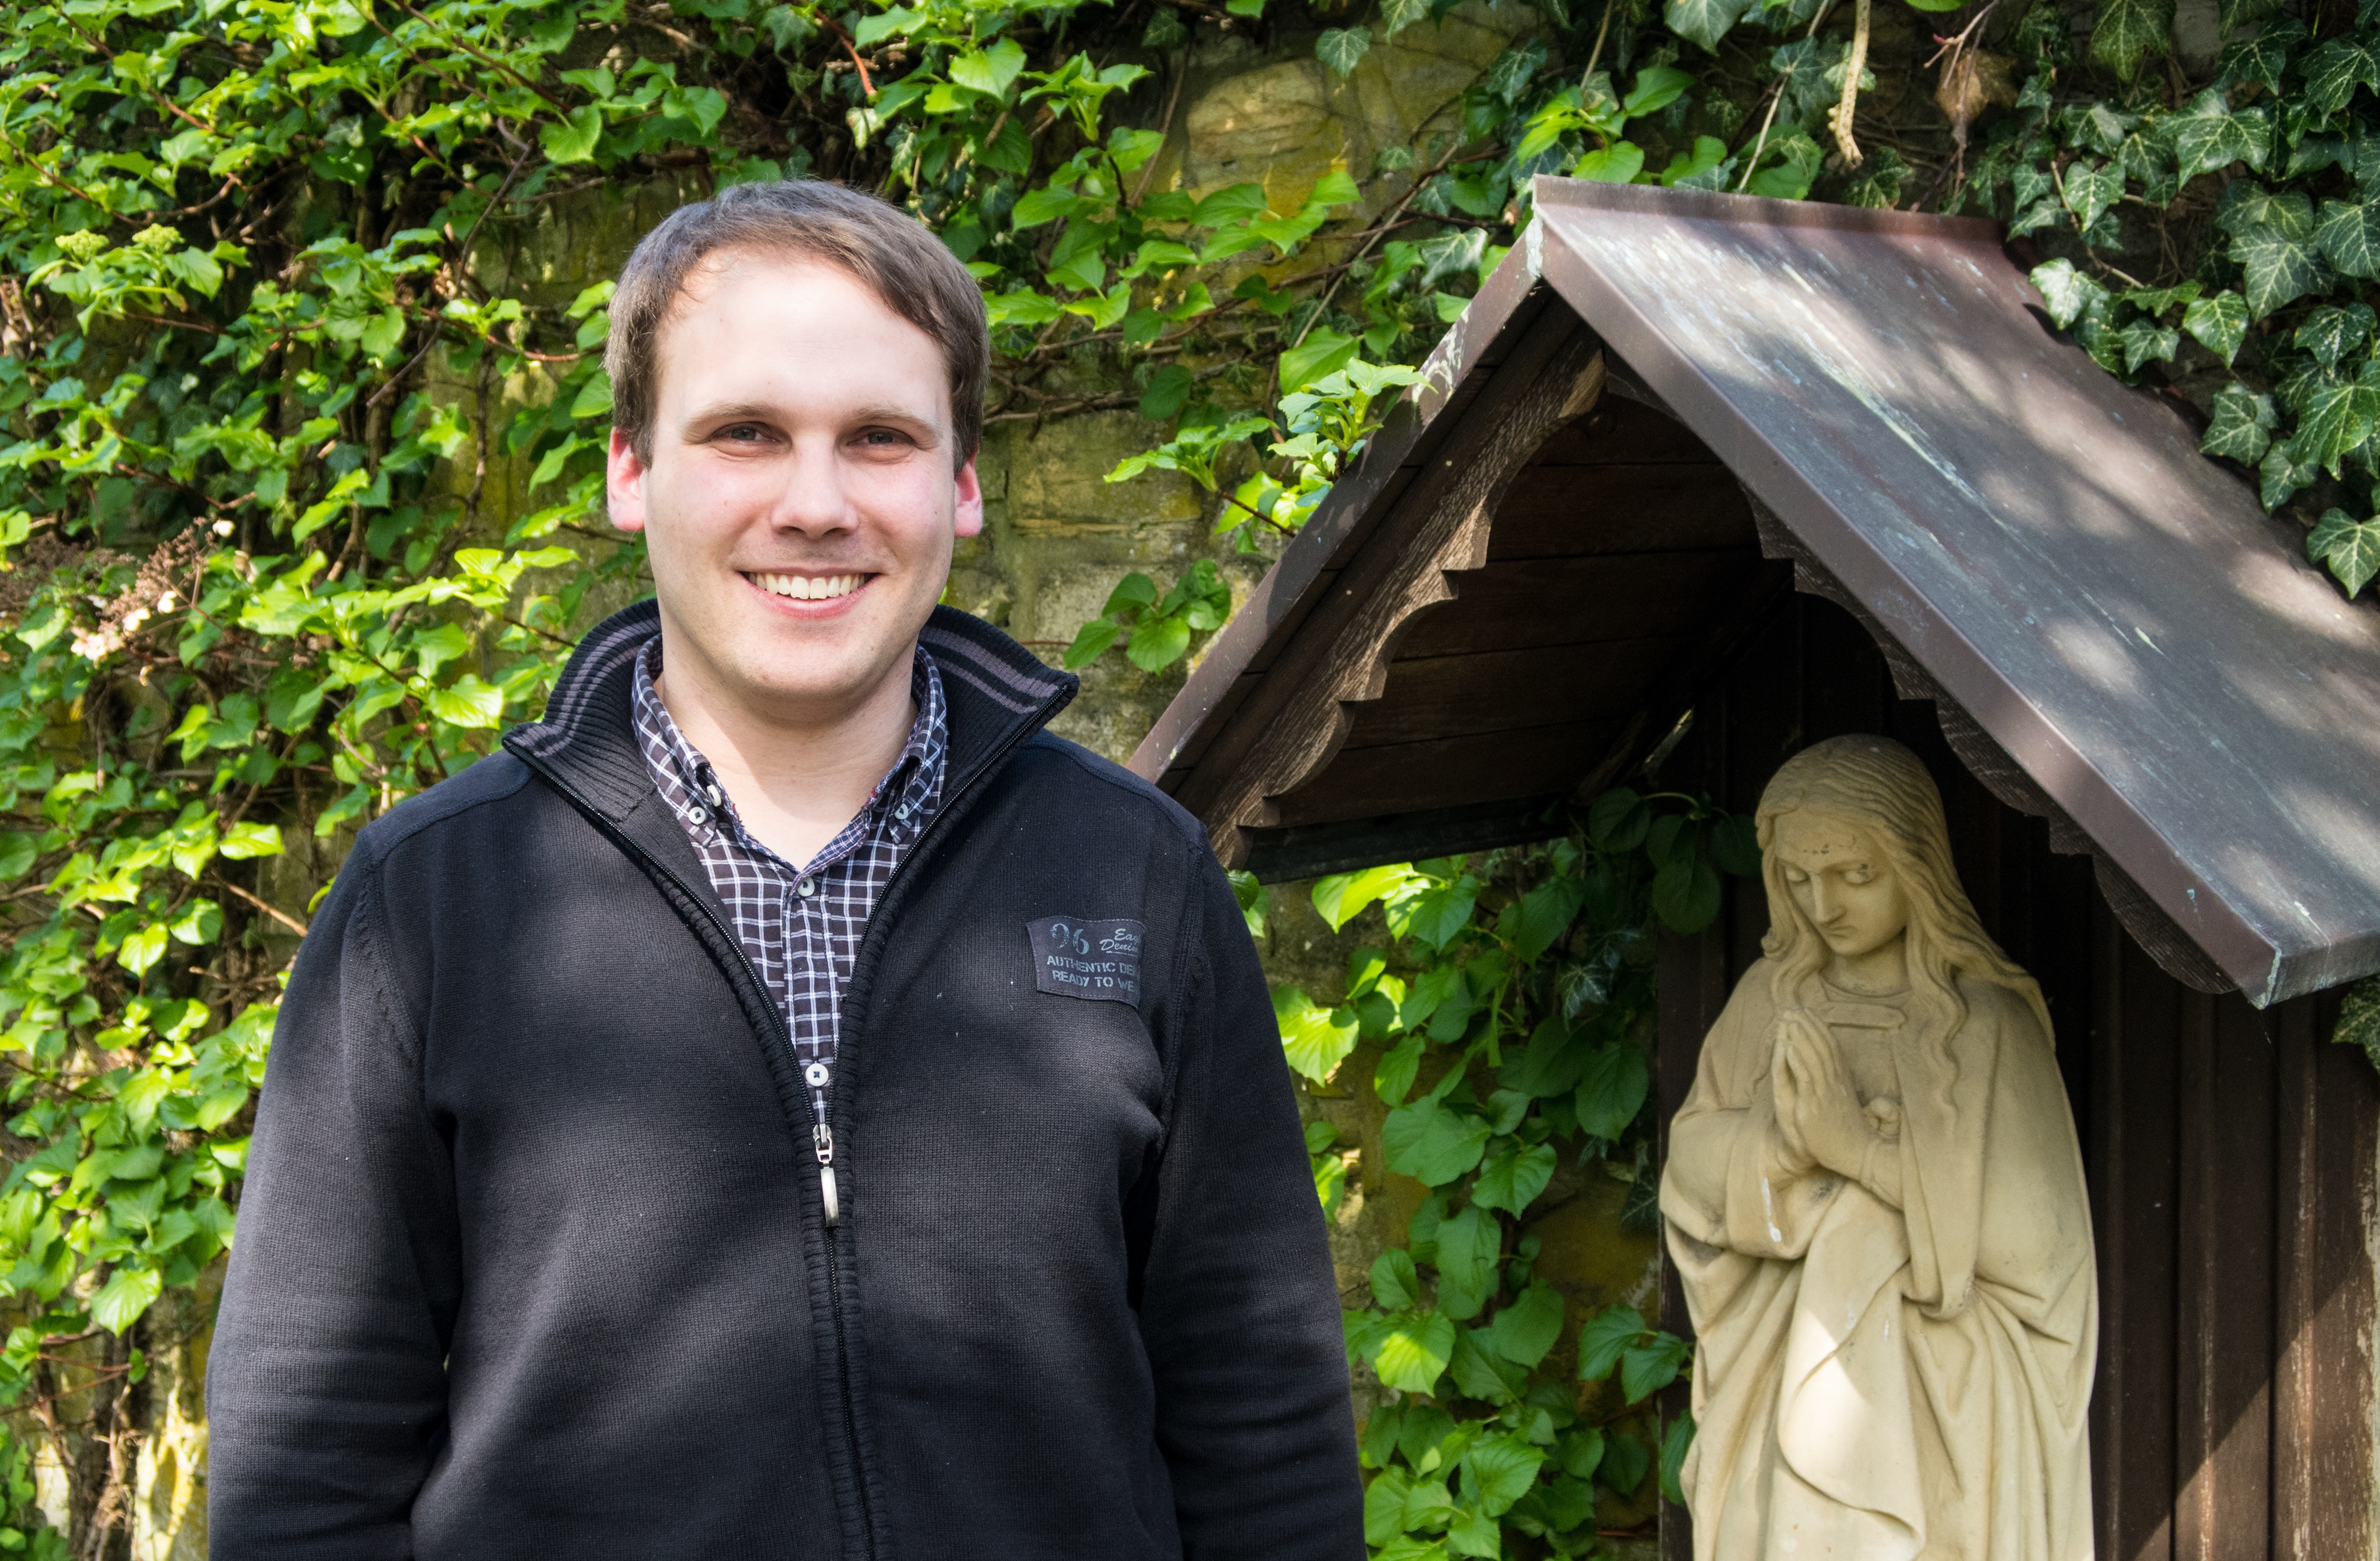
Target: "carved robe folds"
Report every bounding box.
[1659,962,2095,1561]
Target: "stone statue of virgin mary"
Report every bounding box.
[1658,735,2095,1561]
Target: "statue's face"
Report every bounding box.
[1772,811,1911,965]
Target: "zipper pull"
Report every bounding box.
[814,1124,839,1226]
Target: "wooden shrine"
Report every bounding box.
[1128,179,2380,1559]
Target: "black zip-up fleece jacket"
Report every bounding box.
[207,601,1363,1560]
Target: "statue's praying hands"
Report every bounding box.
[1771,1007,1896,1201]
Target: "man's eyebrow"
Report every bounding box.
[850,405,942,444]
[679,401,778,433]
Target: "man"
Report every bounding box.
[208,180,1363,1560]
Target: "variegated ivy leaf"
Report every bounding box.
[2298,37,2380,119]
[2260,442,2319,509]
[2030,258,2110,329]
[2165,90,2269,182]
[1315,25,1370,77]
[2219,0,2284,26]
[2282,377,2379,474]
[1377,0,1431,35]
[2230,194,2335,317]
[2294,303,2376,371]
[2090,0,2174,81]
[2201,381,2277,463]
[2216,19,2301,93]
[2309,508,2380,596]
[2317,200,2380,281]
[2062,158,2127,232]
[2182,291,2249,365]
[2116,317,2181,374]
[1666,0,1750,53]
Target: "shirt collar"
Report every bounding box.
[630,637,948,864]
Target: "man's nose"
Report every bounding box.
[769,440,855,535]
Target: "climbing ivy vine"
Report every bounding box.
[4,0,2378,1543]
[1265,788,1758,1556]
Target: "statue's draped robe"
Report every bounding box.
[1659,962,2095,1561]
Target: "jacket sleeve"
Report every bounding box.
[1138,849,1366,1561]
[206,853,460,1559]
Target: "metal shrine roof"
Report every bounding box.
[1128,178,2380,1007]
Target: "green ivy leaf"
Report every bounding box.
[1659,1414,1697,1506]
[1575,1041,1650,1139]
[540,105,604,166]
[1573,141,1646,184]
[1433,1204,1502,1320]
[1281,330,1361,394]
[1124,613,1192,670]
[1372,1248,1422,1311]
[1598,1430,1652,1495]
[90,1266,162,1334]
[1510,877,1585,963]
[1462,1430,1548,1515]
[1275,987,1360,1082]
[1472,1142,1557,1214]
[1650,854,1722,931]
[1587,788,1650,851]
[1373,1311,1457,1393]
[1486,1282,1566,1368]
[1620,1332,1691,1402]
[1384,1100,1495,1188]
[426,675,504,729]
[1577,1303,1646,1382]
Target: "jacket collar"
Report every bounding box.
[503,599,1077,824]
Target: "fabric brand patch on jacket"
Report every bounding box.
[1029,915,1145,1006]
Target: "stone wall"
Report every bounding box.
[109,12,1666,1551]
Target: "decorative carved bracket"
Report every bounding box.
[1194,330,1610,868]
[1744,490,2234,995]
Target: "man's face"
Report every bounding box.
[607,250,982,726]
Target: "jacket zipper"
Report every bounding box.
[514,671,1071,1561]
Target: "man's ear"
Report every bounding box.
[607,428,649,534]
[952,453,984,539]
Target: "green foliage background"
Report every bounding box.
[0,0,2372,1543]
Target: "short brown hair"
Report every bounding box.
[606,180,990,465]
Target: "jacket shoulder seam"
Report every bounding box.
[1020,735,1207,849]
[350,753,535,870]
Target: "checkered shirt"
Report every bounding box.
[631,638,948,1130]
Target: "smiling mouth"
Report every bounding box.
[747,571,869,602]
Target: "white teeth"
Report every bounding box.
[754,573,862,601]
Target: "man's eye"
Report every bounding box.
[719,424,766,443]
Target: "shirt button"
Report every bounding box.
[687,806,707,824]
[804,1062,831,1088]
[705,784,722,803]
[798,878,817,898]
[895,804,911,820]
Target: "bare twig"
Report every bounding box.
[217,879,309,938]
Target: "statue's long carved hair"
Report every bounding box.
[1757,735,2051,1048]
